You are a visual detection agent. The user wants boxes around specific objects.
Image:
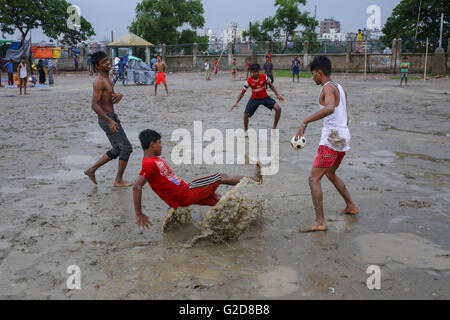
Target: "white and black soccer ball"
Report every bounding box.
[291,136,307,150]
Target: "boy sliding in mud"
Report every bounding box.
[295,56,358,232]
[155,55,168,96]
[84,51,133,187]
[133,129,263,231]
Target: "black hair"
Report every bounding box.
[309,56,332,76]
[250,64,260,72]
[91,51,107,67]
[139,129,161,150]
[403,56,408,59]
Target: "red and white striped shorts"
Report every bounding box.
[180,173,222,207]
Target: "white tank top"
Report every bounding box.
[19,63,28,78]
[318,81,351,152]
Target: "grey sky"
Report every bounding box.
[6,0,401,42]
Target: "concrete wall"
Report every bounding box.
[52,40,448,74]
[164,52,441,74]
[41,56,89,71]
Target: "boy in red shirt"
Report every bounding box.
[231,64,284,136]
[133,129,263,231]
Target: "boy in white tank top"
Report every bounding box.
[18,57,28,95]
[295,56,359,232]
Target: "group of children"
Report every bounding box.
[205,54,304,84]
[84,50,359,234]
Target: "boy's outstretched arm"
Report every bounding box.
[133,175,152,231]
[231,91,245,111]
[268,83,284,102]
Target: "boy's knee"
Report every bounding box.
[120,143,133,162]
[308,172,321,185]
[107,149,119,160]
[274,105,282,113]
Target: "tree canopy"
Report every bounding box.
[381,0,449,51]
[129,0,205,45]
[0,0,95,45]
[242,0,317,52]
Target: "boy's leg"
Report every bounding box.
[155,83,158,95]
[221,161,263,185]
[115,159,133,187]
[325,163,359,215]
[163,81,168,94]
[182,162,262,208]
[300,167,329,232]
[244,113,249,134]
[405,73,408,86]
[85,154,112,184]
[272,104,282,129]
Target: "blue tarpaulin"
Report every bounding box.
[9,42,22,50]
[5,40,31,62]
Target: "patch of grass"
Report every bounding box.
[389,75,421,81]
[274,70,311,78]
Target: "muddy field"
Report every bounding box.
[0,71,449,300]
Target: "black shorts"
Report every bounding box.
[245,97,277,118]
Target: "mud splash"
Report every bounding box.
[162,178,266,247]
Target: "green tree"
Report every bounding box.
[242,17,280,42]
[243,0,317,53]
[274,0,316,52]
[177,29,208,44]
[129,0,205,45]
[381,0,449,52]
[0,0,95,45]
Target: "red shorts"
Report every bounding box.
[313,146,346,169]
[156,72,166,84]
[180,173,222,207]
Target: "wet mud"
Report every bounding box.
[0,72,449,299]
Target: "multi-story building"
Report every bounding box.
[320,18,341,36]
[222,22,244,46]
[319,28,347,42]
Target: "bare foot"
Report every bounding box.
[340,206,359,215]
[84,169,98,185]
[114,180,133,188]
[299,221,328,233]
[254,161,263,184]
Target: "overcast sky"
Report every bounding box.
[5,0,401,42]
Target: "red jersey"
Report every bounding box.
[139,157,189,209]
[242,73,271,99]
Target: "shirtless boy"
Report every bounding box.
[295,56,358,232]
[84,51,133,187]
[155,55,168,96]
[133,129,263,231]
[231,64,284,137]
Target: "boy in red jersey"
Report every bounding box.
[231,64,284,136]
[133,129,263,231]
